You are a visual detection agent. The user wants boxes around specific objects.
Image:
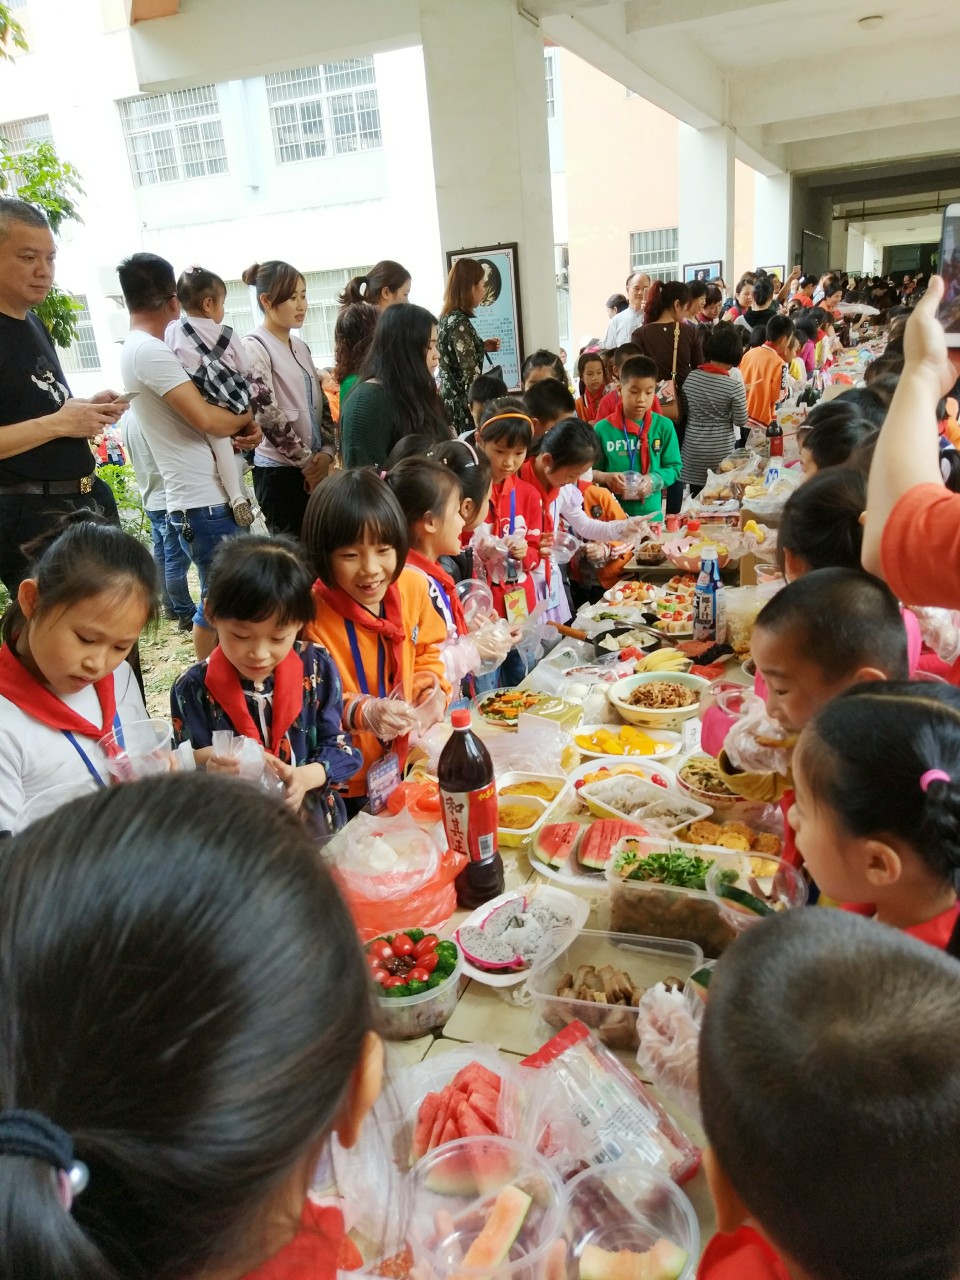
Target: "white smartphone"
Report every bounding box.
[938,203,960,346]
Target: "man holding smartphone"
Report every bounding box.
[0,197,128,592]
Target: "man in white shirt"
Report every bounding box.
[603,271,651,348]
[118,253,261,659]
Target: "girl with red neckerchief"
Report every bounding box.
[0,512,156,833]
[170,535,362,833]
[575,351,607,424]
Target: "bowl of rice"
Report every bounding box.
[608,672,709,730]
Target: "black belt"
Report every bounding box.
[0,475,95,496]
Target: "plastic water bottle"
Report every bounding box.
[439,709,504,908]
[693,547,726,644]
[763,419,784,488]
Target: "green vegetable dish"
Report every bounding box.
[365,930,460,1000]
[615,845,737,892]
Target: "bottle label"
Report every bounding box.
[440,781,499,863]
[693,583,717,641]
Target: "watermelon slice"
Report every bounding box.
[579,1240,688,1280]
[457,1185,532,1271]
[579,820,650,871]
[452,1062,502,1093]
[412,1091,443,1162]
[457,1100,496,1137]
[537,822,582,870]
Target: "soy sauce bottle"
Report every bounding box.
[439,710,504,908]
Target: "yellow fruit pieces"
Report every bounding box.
[575,726,667,756]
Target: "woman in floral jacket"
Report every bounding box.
[437,258,501,434]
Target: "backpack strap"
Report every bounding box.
[180,319,233,362]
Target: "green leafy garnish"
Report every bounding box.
[406,929,425,943]
[621,851,719,891]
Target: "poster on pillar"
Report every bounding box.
[683,261,722,283]
[446,243,524,391]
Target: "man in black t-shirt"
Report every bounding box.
[0,198,128,592]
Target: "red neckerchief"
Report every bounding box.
[699,363,730,376]
[241,1201,361,1280]
[607,400,653,474]
[204,644,303,758]
[519,457,557,586]
[313,580,406,689]
[0,642,119,750]
[405,549,468,637]
[577,388,604,423]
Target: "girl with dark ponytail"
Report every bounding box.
[792,680,960,956]
[338,259,411,309]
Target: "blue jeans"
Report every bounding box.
[147,508,195,622]
[167,503,247,628]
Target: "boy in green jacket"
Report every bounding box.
[593,355,681,517]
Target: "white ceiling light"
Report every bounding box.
[858,14,885,29]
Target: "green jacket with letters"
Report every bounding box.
[593,405,682,517]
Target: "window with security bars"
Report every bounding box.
[265,59,381,164]
[295,267,371,363]
[544,50,556,119]
[630,228,680,282]
[221,280,258,339]
[56,296,101,374]
[0,114,54,193]
[118,86,227,187]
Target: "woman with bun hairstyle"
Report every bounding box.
[0,773,383,1279]
[240,262,337,537]
[334,301,379,412]
[437,258,502,435]
[340,303,451,469]
[337,259,411,310]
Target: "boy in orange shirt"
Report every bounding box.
[740,315,795,429]
[697,907,960,1280]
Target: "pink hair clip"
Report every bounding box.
[379,470,387,480]
[920,769,950,792]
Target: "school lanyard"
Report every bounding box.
[62,712,123,788]
[344,620,387,698]
[620,423,639,470]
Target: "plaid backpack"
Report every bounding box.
[181,320,252,414]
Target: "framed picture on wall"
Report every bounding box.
[761,265,786,283]
[444,243,524,391]
[682,261,722,283]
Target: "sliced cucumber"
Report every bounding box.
[716,883,775,917]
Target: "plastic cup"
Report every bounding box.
[14,780,101,832]
[99,718,173,782]
[408,1136,567,1280]
[564,1161,699,1280]
[456,578,495,629]
[389,670,444,733]
[754,562,783,585]
[623,471,642,500]
[664,515,681,533]
[546,529,579,565]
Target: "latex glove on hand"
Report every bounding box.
[472,619,515,664]
[584,541,611,564]
[506,533,529,561]
[358,697,420,740]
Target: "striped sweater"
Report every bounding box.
[679,367,748,486]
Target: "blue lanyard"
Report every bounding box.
[621,423,639,470]
[431,578,457,632]
[62,712,122,789]
[344,620,387,698]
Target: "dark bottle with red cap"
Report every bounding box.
[439,709,504,908]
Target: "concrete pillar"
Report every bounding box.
[753,171,793,276]
[419,0,558,372]
[678,124,735,283]
[829,219,847,272]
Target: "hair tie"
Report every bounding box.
[184,264,202,274]
[0,1110,89,1210]
[920,769,950,793]
[379,470,387,480]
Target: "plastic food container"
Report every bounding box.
[663,538,733,573]
[497,771,566,848]
[605,837,807,958]
[473,691,583,733]
[676,753,756,817]
[456,887,590,988]
[525,926,702,1053]
[608,673,708,731]
[578,774,712,834]
[408,1136,567,1280]
[564,1161,700,1280]
[375,949,463,1041]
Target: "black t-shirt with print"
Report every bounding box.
[0,311,94,482]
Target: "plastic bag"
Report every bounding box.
[635,982,703,1124]
[722,692,794,776]
[321,808,465,941]
[911,607,960,664]
[209,731,285,795]
[724,581,782,656]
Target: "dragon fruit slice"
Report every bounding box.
[457,925,524,972]
[480,897,526,937]
[526,901,573,932]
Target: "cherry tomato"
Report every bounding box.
[414,934,439,958]
[370,968,391,986]
[407,966,430,983]
[651,774,668,788]
[368,939,395,963]
[382,974,409,988]
[391,933,415,957]
[417,950,439,974]
[367,953,388,972]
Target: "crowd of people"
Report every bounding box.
[0,184,959,1280]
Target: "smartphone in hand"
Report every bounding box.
[938,203,960,347]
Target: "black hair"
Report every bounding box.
[577,350,606,394]
[606,293,628,313]
[800,408,879,472]
[477,398,533,450]
[700,907,960,1280]
[175,265,225,313]
[241,260,303,311]
[619,355,659,384]
[791,310,819,343]
[384,457,460,529]
[613,342,641,369]
[204,535,315,628]
[797,680,960,896]
[797,273,817,290]
[302,468,409,587]
[427,439,493,509]
[832,386,887,430]
[359,303,450,445]
[765,314,795,345]
[750,277,775,308]
[333,301,379,384]
[642,280,690,325]
[0,774,372,1280]
[383,434,435,468]
[520,349,565,386]
[0,196,50,240]
[703,285,723,307]
[754,567,908,682]
[778,466,866,573]
[735,275,755,296]
[468,373,508,405]
[862,369,900,404]
[530,416,599,469]
[1,511,158,645]
[704,322,744,367]
[117,252,176,312]
[525,378,576,425]
[338,259,410,307]
[687,280,708,303]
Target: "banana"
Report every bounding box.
[636,648,690,673]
